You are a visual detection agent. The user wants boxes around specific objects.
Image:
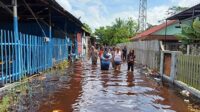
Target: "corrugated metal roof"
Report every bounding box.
[167,3,200,20]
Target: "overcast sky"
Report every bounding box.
[55,0,200,30]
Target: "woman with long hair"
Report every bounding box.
[113,47,122,71]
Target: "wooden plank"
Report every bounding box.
[184,56,186,83]
[195,56,198,89]
[197,56,200,90]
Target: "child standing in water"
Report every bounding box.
[127,50,135,72]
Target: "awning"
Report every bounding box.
[0,0,82,31]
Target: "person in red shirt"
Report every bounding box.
[99,46,104,60]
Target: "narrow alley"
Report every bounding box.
[1,0,200,112]
[37,60,199,112]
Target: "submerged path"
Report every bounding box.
[38,60,198,112]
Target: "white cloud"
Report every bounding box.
[76,0,91,3]
[112,11,138,21]
[73,10,85,19]
[55,0,200,30]
[147,5,169,25]
[55,0,72,12]
[147,0,200,25]
[55,0,138,30]
[171,0,200,7]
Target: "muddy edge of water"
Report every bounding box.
[0,60,200,112]
[39,61,200,112]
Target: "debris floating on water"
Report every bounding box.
[184,99,190,103]
[180,90,190,97]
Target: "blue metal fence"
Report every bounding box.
[52,37,68,64]
[0,29,69,84]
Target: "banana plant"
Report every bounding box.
[175,17,200,44]
[193,17,200,34]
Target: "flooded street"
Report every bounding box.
[37,60,199,112]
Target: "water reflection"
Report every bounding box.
[38,61,83,112]
[37,60,199,112]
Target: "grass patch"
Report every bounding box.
[0,80,29,111]
[0,95,10,112]
[55,60,69,70]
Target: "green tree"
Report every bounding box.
[167,6,188,16]
[95,18,137,45]
[176,17,200,44]
[175,17,200,55]
[159,6,188,23]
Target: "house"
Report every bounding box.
[130,20,182,50]
[0,0,84,85]
[166,3,200,54]
[81,27,91,57]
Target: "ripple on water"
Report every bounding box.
[37,61,199,112]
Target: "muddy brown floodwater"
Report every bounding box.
[38,60,200,112]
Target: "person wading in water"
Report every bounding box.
[88,46,98,65]
[122,46,127,62]
[99,46,104,65]
[113,47,122,71]
[101,48,112,70]
[127,49,135,72]
[111,47,116,69]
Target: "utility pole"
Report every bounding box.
[138,0,147,32]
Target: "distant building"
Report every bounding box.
[130,20,182,50]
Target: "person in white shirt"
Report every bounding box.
[114,47,122,71]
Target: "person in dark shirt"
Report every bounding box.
[127,49,135,72]
[122,46,127,61]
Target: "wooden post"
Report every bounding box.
[187,45,190,55]
[160,51,164,77]
[170,52,180,83]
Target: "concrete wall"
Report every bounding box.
[117,40,160,70]
[160,51,200,98]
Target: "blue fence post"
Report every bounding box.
[11,31,15,82]
[0,30,4,84]
[8,31,11,83]
[26,34,29,74]
[13,0,21,81]
[66,37,68,60]
[4,31,8,83]
[49,6,53,68]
